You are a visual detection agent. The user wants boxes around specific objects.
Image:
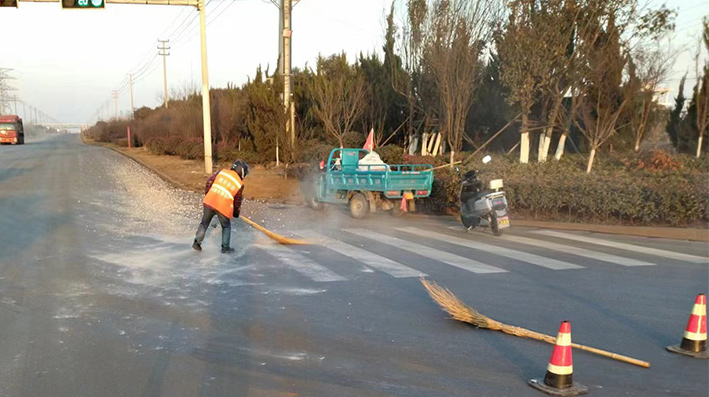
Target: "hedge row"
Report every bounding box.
[425,153,709,226]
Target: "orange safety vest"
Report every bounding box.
[203,169,244,219]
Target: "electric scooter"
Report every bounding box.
[458,155,510,236]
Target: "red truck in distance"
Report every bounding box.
[0,115,25,145]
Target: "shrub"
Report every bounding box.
[377,145,405,164]
[419,153,708,226]
[299,142,334,164]
[285,163,314,180]
[342,131,365,148]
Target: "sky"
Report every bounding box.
[0,0,707,124]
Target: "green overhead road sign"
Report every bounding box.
[62,0,104,8]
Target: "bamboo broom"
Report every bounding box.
[241,216,310,245]
[421,278,650,368]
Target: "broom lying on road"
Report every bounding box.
[241,216,310,245]
[421,278,650,368]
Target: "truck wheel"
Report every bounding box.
[349,193,369,219]
[309,197,324,211]
[489,214,503,236]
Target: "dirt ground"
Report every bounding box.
[84,140,304,204]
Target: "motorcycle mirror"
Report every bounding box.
[482,155,492,164]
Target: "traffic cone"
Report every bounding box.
[667,293,708,359]
[529,321,588,396]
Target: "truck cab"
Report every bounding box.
[0,115,24,145]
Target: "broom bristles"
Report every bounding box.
[421,278,501,330]
[421,278,554,342]
[241,216,310,245]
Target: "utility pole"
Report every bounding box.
[129,74,135,118]
[198,0,213,173]
[22,101,26,121]
[13,95,17,115]
[158,39,170,109]
[281,0,295,147]
[112,90,118,119]
[278,0,284,74]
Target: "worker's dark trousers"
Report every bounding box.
[195,205,231,248]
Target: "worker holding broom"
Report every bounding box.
[192,159,250,253]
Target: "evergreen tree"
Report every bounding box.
[666,75,686,149]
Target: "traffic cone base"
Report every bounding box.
[529,321,588,396]
[666,344,709,359]
[528,378,589,397]
[667,294,708,359]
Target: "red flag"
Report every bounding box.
[400,197,408,213]
[363,128,374,152]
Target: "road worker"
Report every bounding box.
[192,159,249,253]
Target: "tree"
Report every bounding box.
[243,67,289,162]
[497,0,570,163]
[624,46,672,152]
[465,53,515,150]
[395,0,428,147]
[666,75,686,148]
[535,0,579,162]
[574,3,629,174]
[422,0,501,164]
[309,54,368,147]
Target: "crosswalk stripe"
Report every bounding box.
[297,230,426,278]
[397,227,582,270]
[255,244,347,282]
[533,230,708,264]
[498,234,655,267]
[344,229,507,274]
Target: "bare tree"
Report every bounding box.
[309,55,368,147]
[626,44,673,152]
[393,0,428,146]
[422,0,502,165]
[573,2,631,173]
[696,18,709,158]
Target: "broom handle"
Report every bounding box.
[571,343,650,368]
[520,329,650,368]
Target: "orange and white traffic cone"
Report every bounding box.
[667,293,708,359]
[529,321,588,396]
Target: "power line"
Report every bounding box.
[208,0,240,27]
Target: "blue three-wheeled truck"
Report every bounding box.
[306,148,434,219]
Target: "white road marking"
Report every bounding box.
[533,230,709,264]
[344,229,507,274]
[256,244,347,282]
[397,227,582,270]
[297,230,426,278]
[498,234,655,267]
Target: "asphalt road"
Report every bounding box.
[0,134,707,397]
